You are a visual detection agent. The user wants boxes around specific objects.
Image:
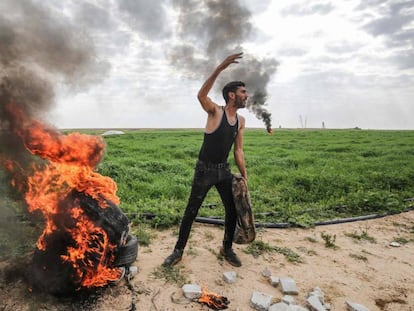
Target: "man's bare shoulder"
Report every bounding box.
[208,102,223,116]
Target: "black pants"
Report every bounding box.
[174,160,237,251]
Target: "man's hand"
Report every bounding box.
[216,52,243,72]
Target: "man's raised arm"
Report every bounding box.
[197,52,243,114]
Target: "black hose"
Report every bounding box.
[194,206,414,228]
[8,208,412,228]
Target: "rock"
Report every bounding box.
[280,278,299,295]
[223,271,237,283]
[126,266,138,280]
[182,284,202,300]
[251,291,274,311]
[269,276,280,287]
[346,300,370,311]
[308,287,325,304]
[390,241,401,247]
[307,295,327,311]
[282,295,296,305]
[269,302,290,311]
[262,267,272,278]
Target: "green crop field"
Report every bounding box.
[92,128,414,228]
[1,128,413,230]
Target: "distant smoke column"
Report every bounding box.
[169,0,279,131]
[230,56,278,132]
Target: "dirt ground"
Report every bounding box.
[1,210,413,311]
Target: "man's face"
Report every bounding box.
[234,86,248,108]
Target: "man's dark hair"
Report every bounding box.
[222,81,245,103]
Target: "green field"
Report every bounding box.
[92,128,414,228]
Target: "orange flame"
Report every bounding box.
[198,285,230,310]
[60,207,122,287]
[5,103,122,289]
[267,127,273,135]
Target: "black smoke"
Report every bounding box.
[0,0,108,257]
[168,0,279,132]
[117,0,279,131]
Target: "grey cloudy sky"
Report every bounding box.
[1,0,413,130]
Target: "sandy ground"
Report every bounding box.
[1,210,413,311]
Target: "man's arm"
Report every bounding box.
[197,52,243,114]
[234,116,247,181]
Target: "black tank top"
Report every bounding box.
[198,107,239,164]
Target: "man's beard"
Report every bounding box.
[235,95,246,108]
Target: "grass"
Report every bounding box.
[2,128,414,232]
[96,129,414,228]
[151,265,188,286]
[321,232,338,249]
[392,237,412,245]
[349,253,368,262]
[345,230,377,243]
[244,240,304,263]
[131,224,155,247]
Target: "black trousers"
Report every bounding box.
[174,160,237,250]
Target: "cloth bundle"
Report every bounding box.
[232,173,256,244]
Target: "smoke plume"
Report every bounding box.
[115,0,278,131]
[0,0,108,249]
[168,0,279,132]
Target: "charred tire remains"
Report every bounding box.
[29,191,138,296]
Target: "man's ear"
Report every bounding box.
[229,92,235,100]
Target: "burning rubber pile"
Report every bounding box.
[1,104,138,295]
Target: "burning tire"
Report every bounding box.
[28,191,138,295]
[113,234,139,267]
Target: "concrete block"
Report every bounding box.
[307,295,327,311]
[308,287,325,304]
[280,278,299,295]
[251,291,274,311]
[346,301,370,311]
[223,271,237,283]
[269,302,289,311]
[269,276,280,287]
[182,284,202,300]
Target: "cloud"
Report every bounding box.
[362,1,414,36]
[269,70,414,129]
[390,50,414,69]
[282,1,335,16]
[117,0,171,40]
[324,40,365,54]
[277,47,309,57]
[385,28,414,48]
[74,1,117,32]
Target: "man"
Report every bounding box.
[163,52,248,267]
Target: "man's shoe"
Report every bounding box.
[162,249,183,267]
[220,247,242,267]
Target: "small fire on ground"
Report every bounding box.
[198,285,230,310]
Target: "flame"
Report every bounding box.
[4,103,122,289]
[267,127,273,135]
[60,207,122,287]
[198,285,230,310]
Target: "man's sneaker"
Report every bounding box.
[220,247,242,267]
[162,249,183,267]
